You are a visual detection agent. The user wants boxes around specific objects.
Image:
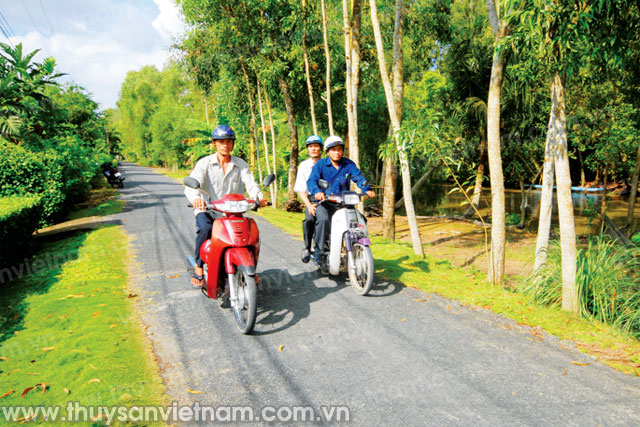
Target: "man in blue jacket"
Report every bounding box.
[307,135,375,265]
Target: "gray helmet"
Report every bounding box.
[324,135,344,152]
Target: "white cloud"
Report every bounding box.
[4,0,185,110]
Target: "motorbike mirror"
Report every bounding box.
[318,179,329,190]
[183,177,201,189]
[262,173,276,187]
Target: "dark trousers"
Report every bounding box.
[314,203,339,255]
[195,212,215,268]
[302,206,316,251]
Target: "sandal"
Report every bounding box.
[191,273,205,288]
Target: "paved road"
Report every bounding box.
[114,162,639,426]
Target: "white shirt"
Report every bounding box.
[294,157,318,195]
[184,153,263,217]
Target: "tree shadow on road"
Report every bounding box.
[253,267,404,335]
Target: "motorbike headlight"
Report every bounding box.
[217,200,251,213]
[343,194,361,205]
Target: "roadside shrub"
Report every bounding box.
[632,232,640,246]
[522,236,640,337]
[0,194,41,267]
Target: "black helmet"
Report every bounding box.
[212,125,236,141]
[324,135,345,152]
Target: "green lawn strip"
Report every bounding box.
[255,208,640,376]
[67,187,125,221]
[150,167,190,183]
[0,224,165,422]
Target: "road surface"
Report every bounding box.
[113,162,640,426]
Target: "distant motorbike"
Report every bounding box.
[101,162,125,188]
[184,174,275,335]
[311,179,375,295]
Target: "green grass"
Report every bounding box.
[256,208,640,376]
[0,200,165,423]
[67,187,124,221]
[151,167,190,183]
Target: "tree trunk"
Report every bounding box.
[464,138,486,218]
[626,141,640,227]
[321,0,334,135]
[370,0,424,256]
[578,150,586,187]
[240,62,258,176]
[394,161,440,210]
[550,72,578,313]
[343,0,352,156]
[600,165,609,228]
[302,0,317,135]
[383,154,397,240]
[257,81,275,204]
[278,77,299,203]
[203,96,210,126]
[346,0,362,167]
[485,0,508,285]
[381,0,405,239]
[534,117,556,272]
[264,84,278,207]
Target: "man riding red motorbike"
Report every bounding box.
[184,125,268,307]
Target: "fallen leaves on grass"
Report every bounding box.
[59,294,84,300]
[63,388,70,394]
[41,347,56,351]
[0,390,14,398]
[92,312,101,318]
[0,357,8,361]
[21,386,36,398]
[37,383,49,394]
[88,378,101,384]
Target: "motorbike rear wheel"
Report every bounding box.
[348,244,374,295]
[231,269,257,334]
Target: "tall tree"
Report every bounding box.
[343,0,362,167]
[302,0,318,135]
[485,0,508,285]
[370,0,424,256]
[321,0,335,135]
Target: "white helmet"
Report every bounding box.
[324,135,345,152]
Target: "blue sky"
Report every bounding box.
[1,0,185,110]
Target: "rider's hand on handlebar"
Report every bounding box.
[366,190,376,199]
[259,198,269,208]
[193,198,206,211]
[315,192,326,202]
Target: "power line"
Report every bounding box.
[38,0,54,35]
[0,21,15,48]
[22,0,40,33]
[0,10,16,38]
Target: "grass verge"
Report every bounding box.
[255,207,640,376]
[0,194,165,424]
[150,167,190,183]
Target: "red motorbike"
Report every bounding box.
[184,174,275,334]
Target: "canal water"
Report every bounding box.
[411,184,640,235]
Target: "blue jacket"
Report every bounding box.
[307,157,372,196]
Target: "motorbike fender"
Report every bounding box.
[329,208,350,275]
[358,237,371,246]
[224,247,256,275]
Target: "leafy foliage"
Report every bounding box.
[523,237,640,337]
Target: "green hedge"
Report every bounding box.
[0,195,41,268]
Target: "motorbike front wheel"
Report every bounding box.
[231,269,257,334]
[348,244,374,296]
